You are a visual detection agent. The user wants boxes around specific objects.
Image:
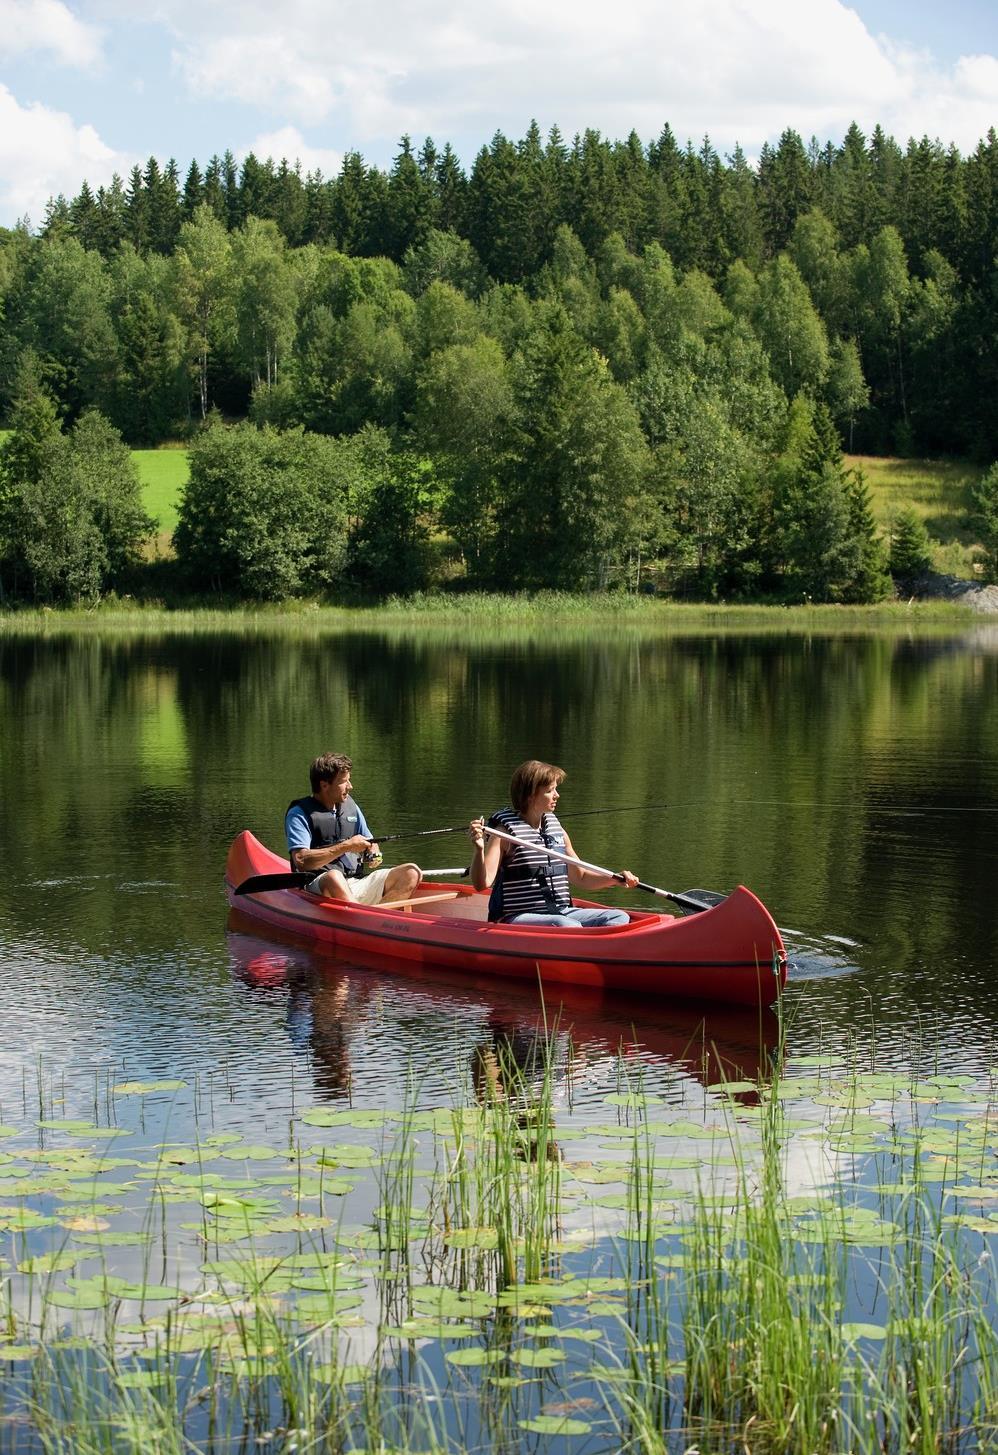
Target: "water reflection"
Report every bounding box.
[225,923,781,1110]
[1,624,997,1099]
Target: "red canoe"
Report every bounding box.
[225,832,788,1008]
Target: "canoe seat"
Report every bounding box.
[379,891,460,914]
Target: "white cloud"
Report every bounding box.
[0,0,102,69]
[139,0,997,155]
[241,126,343,179]
[0,84,130,224]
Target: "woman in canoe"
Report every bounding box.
[469,760,638,926]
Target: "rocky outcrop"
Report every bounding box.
[900,571,998,612]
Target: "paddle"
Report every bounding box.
[481,823,726,915]
[232,866,469,896]
[372,803,669,843]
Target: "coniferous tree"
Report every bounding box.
[385,136,434,259]
[971,463,998,581]
[759,129,813,255]
[69,181,100,252]
[202,156,227,222]
[124,165,149,250]
[182,161,204,220]
[434,143,468,235]
[93,176,128,257]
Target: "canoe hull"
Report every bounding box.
[225,832,787,1008]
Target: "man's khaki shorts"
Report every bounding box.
[306,866,393,904]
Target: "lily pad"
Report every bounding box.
[47,1286,112,1310]
[519,1416,592,1435]
[527,1325,604,1342]
[300,1108,393,1128]
[117,1370,169,1388]
[382,1320,481,1340]
[20,1251,85,1274]
[113,1081,187,1095]
[445,1347,503,1367]
[412,1287,495,1318]
[0,1208,57,1231]
[841,1322,887,1341]
[513,1347,566,1367]
[218,1145,282,1162]
[70,1231,148,1246]
[37,1120,127,1137]
[444,1227,499,1250]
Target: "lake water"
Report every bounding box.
[0,622,996,1450]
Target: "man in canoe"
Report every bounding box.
[468,759,638,926]
[286,752,421,904]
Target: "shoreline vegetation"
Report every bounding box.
[0,593,983,637]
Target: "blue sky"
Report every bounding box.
[0,0,995,226]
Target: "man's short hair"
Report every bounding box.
[310,752,352,794]
[510,759,566,814]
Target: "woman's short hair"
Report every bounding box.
[510,759,566,814]
[310,752,352,794]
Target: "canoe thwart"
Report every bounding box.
[376,891,460,912]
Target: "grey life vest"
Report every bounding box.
[487,808,572,922]
[287,794,366,879]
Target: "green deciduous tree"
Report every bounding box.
[173,420,348,598]
[171,206,234,419]
[229,216,298,388]
[752,254,829,398]
[0,393,151,603]
[349,442,434,597]
[412,335,514,577]
[495,305,650,589]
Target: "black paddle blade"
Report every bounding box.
[675,888,728,912]
[233,872,317,896]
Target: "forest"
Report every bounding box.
[1,120,997,604]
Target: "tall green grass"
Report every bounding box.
[0,595,979,637]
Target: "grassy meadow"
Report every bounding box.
[846,454,982,577]
[133,446,189,546]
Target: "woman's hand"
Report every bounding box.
[620,869,639,889]
[468,817,486,851]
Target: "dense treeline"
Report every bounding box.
[1,120,996,604]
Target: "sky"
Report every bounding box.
[0,0,995,228]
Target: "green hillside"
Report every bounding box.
[847,455,981,577]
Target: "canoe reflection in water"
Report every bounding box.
[226,914,781,1111]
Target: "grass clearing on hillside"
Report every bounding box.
[848,454,982,577]
[133,447,189,541]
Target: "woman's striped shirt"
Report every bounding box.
[486,808,573,922]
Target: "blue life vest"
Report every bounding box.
[287,794,366,879]
[487,808,573,922]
